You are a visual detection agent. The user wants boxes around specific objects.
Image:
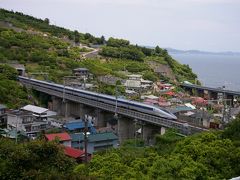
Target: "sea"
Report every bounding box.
[170,53,240,91]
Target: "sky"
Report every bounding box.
[1,0,240,52]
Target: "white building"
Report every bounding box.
[7,111,48,138]
[125,74,153,92]
[21,105,56,121]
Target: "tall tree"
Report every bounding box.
[74,30,80,44]
[44,18,50,24]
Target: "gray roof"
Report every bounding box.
[73,68,89,71]
[170,106,193,113]
[0,104,6,110]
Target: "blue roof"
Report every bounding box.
[63,120,96,133]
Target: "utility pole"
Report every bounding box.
[15,114,18,143]
[84,115,88,163]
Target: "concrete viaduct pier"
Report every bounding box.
[51,96,165,143]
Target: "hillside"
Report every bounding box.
[0,8,197,107]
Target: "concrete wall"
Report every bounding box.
[62,140,71,147]
[142,124,161,145]
[117,117,135,143]
[72,139,118,154]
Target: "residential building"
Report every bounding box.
[73,68,89,78]
[125,74,153,92]
[63,146,91,163]
[21,104,56,121]
[98,75,122,85]
[70,132,118,154]
[45,132,72,147]
[7,110,48,138]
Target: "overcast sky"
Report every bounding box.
[1,0,240,52]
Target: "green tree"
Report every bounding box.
[44,18,50,24]
[154,45,162,55]
[0,139,76,180]
[107,37,130,47]
[0,64,18,80]
[74,30,80,44]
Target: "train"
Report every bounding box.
[18,76,177,120]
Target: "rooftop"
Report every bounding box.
[170,106,194,113]
[63,146,85,158]
[63,120,96,133]
[45,132,71,141]
[8,110,33,116]
[21,105,48,114]
[0,104,6,110]
[125,80,141,88]
[127,74,142,78]
[73,68,89,71]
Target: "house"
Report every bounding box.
[0,104,7,127]
[73,68,89,78]
[63,119,97,133]
[45,132,71,147]
[7,110,48,139]
[125,79,141,90]
[127,74,142,80]
[125,89,138,97]
[124,74,153,93]
[21,104,56,121]
[98,75,122,85]
[63,146,91,163]
[70,132,118,154]
[125,74,142,90]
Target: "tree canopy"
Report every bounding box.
[73,121,240,179]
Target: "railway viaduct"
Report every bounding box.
[19,77,208,143]
[180,83,240,104]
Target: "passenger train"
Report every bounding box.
[18,76,177,120]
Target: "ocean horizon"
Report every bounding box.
[170,53,240,91]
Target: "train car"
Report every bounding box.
[18,76,177,120]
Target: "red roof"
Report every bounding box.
[45,132,71,141]
[164,91,175,96]
[145,98,159,104]
[64,146,85,158]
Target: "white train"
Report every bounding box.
[19,76,177,120]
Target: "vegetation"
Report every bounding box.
[0,139,79,179]
[73,119,240,179]
[0,64,29,108]
[0,8,104,45]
